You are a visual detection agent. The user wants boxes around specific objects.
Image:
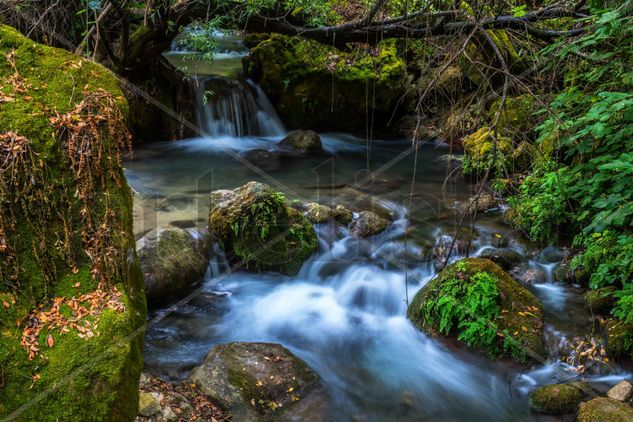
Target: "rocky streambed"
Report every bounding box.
[126,132,633,421]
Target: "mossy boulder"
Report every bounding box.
[305,203,334,224]
[244,34,408,134]
[577,397,633,422]
[456,193,499,215]
[348,211,389,238]
[278,130,323,154]
[0,25,145,420]
[407,258,545,363]
[529,383,582,415]
[333,205,353,224]
[462,128,512,176]
[137,226,212,306]
[584,286,618,314]
[189,342,320,420]
[208,182,317,274]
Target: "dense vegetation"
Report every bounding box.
[507,2,633,352]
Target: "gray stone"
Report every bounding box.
[138,392,161,417]
[348,211,389,238]
[278,130,323,154]
[607,380,633,403]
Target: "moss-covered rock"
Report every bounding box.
[462,127,512,176]
[577,397,633,422]
[189,342,320,420]
[529,383,582,415]
[489,94,538,137]
[333,205,353,225]
[305,203,334,224]
[208,182,317,274]
[348,211,389,238]
[243,34,408,134]
[407,258,545,363]
[137,226,212,306]
[584,286,618,314]
[0,25,145,420]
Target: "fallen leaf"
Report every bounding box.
[47,334,54,348]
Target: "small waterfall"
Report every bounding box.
[163,26,286,138]
[195,77,285,138]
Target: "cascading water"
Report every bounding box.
[194,77,285,137]
[164,27,285,138]
[126,138,632,421]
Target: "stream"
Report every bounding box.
[124,30,632,421]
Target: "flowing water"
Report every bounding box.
[124,33,632,421]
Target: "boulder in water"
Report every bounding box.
[348,211,389,238]
[577,397,633,422]
[456,193,499,215]
[278,130,323,154]
[208,182,317,274]
[431,226,478,270]
[333,205,353,224]
[305,202,334,224]
[137,226,212,306]
[407,258,546,363]
[477,247,523,270]
[529,383,582,415]
[189,342,321,421]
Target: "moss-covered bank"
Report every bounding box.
[407,258,545,363]
[243,34,408,135]
[0,25,146,420]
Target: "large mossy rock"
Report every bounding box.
[208,182,317,274]
[577,397,633,422]
[137,226,212,306]
[189,342,321,421]
[407,258,545,363]
[529,383,582,415]
[243,34,407,134]
[0,26,146,419]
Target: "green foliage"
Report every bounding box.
[509,4,633,339]
[423,271,500,352]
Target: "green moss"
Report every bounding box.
[577,397,633,422]
[462,127,512,175]
[244,34,407,131]
[605,318,633,360]
[209,183,317,275]
[489,94,538,137]
[529,383,582,415]
[407,258,545,363]
[0,25,145,420]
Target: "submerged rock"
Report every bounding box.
[137,226,212,306]
[278,130,323,154]
[189,342,321,421]
[407,258,545,363]
[577,397,633,422]
[208,182,317,274]
[529,383,582,415]
[241,149,281,169]
[348,211,389,238]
